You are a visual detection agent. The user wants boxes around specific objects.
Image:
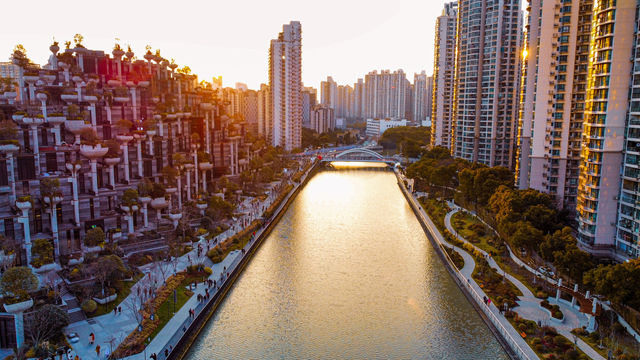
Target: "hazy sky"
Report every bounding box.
[0,0,449,90]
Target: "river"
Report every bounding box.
[185,164,509,359]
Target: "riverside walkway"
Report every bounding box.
[65,160,315,360]
[444,204,604,360]
[396,174,539,360]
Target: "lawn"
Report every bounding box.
[418,197,450,231]
[148,275,197,340]
[451,211,502,256]
[472,256,522,309]
[92,272,145,317]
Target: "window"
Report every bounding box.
[45,153,57,172]
[3,218,14,240]
[0,160,7,186]
[16,156,35,180]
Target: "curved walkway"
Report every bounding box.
[444,205,604,360]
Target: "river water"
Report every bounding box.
[185,164,509,359]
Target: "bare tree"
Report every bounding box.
[124,289,146,327]
[25,304,69,347]
[151,256,171,285]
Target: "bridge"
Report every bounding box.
[319,147,398,165]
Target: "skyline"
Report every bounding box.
[0,0,448,90]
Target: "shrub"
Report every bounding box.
[536,291,548,299]
[85,227,105,247]
[0,266,38,302]
[532,337,542,345]
[535,344,546,353]
[204,267,213,275]
[553,311,563,319]
[81,299,97,313]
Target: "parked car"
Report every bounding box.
[67,332,79,343]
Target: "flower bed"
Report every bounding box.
[114,272,193,357]
[207,220,262,264]
[540,299,564,320]
[263,184,294,219]
[506,313,587,359]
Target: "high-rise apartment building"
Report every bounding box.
[257,84,270,138]
[452,0,522,168]
[577,0,639,258]
[516,0,593,210]
[354,78,365,119]
[321,76,337,109]
[336,85,354,118]
[431,1,458,148]
[364,69,410,120]
[244,89,259,136]
[412,71,428,124]
[311,104,335,134]
[301,86,317,129]
[269,21,302,151]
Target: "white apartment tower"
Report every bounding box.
[577,0,639,257]
[257,84,270,138]
[412,71,428,124]
[364,69,410,120]
[431,2,458,148]
[516,0,593,211]
[269,21,302,151]
[321,76,337,109]
[452,0,522,168]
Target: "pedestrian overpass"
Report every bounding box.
[320,147,398,165]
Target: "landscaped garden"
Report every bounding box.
[506,313,589,360]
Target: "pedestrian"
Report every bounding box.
[170,345,173,352]
[95,344,100,357]
[118,306,122,314]
[89,332,95,345]
[114,307,117,315]
[165,349,169,358]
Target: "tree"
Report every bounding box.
[31,239,54,268]
[85,227,105,247]
[510,221,543,251]
[206,195,235,223]
[0,266,38,302]
[553,244,594,281]
[25,304,68,347]
[584,260,640,310]
[91,255,126,297]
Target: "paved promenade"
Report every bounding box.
[444,204,604,360]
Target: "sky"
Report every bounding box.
[0,0,449,90]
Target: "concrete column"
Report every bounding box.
[7,153,16,204]
[142,204,148,228]
[592,298,598,315]
[572,283,578,307]
[556,278,562,301]
[193,152,199,195]
[30,125,39,175]
[17,210,31,266]
[122,144,130,183]
[109,165,116,188]
[90,159,99,195]
[136,140,143,178]
[177,176,183,209]
[186,169,192,201]
[89,104,97,129]
[585,290,590,300]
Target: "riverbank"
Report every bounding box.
[395,170,538,360]
[166,160,322,360]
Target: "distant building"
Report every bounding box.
[257,84,270,138]
[311,104,335,133]
[301,86,317,129]
[212,76,223,90]
[366,118,408,138]
[269,21,302,151]
[235,82,248,91]
[243,90,259,136]
[364,70,410,121]
[412,71,428,124]
[320,76,337,109]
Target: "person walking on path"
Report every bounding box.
[89,332,95,345]
[95,344,100,357]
